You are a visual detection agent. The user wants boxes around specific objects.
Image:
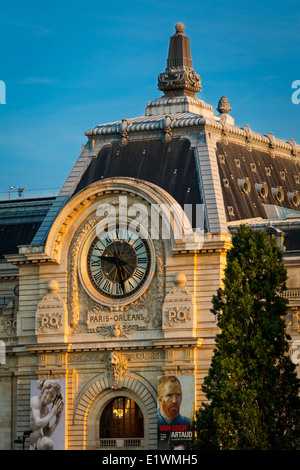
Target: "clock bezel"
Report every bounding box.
[78,221,155,307]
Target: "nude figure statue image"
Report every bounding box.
[30,379,64,450]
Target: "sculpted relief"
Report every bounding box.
[67,195,166,338]
[0,285,18,339]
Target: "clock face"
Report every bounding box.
[87,227,151,300]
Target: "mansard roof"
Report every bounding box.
[217,140,300,222]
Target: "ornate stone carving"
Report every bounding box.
[219,115,229,145]
[0,285,18,338]
[160,115,173,142]
[98,324,138,339]
[118,119,131,146]
[35,281,68,336]
[164,306,192,327]
[69,215,100,331]
[158,67,201,96]
[289,138,298,157]
[162,272,196,338]
[87,304,147,337]
[69,201,165,334]
[267,131,276,157]
[287,307,300,332]
[217,95,231,115]
[157,23,201,97]
[243,124,253,152]
[153,248,165,328]
[106,351,133,389]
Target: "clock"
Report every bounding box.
[87,226,151,300]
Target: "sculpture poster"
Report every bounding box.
[30,379,65,450]
[157,375,194,450]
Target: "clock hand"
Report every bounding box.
[100,254,127,266]
[99,255,118,264]
[116,264,126,294]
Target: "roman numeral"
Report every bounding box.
[126,231,133,243]
[104,235,112,245]
[91,259,100,266]
[134,242,144,251]
[93,270,104,284]
[133,268,144,280]
[93,246,104,254]
[102,280,111,292]
[115,283,123,295]
[137,256,147,264]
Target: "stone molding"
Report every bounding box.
[35,280,68,338]
[72,368,157,450]
[162,272,197,338]
[84,114,300,161]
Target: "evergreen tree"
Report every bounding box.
[193,225,300,450]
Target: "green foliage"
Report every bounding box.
[193,225,300,450]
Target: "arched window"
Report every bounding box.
[100,397,144,439]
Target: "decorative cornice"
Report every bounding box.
[84,113,300,159]
[158,67,201,96]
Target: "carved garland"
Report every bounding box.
[69,215,165,334]
[69,215,100,331]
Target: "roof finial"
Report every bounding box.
[217,95,231,115]
[175,22,185,33]
[157,23,201,97]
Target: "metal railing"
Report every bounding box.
[99,438,144,448]
[0,187,60,201]
[282,289,300,298]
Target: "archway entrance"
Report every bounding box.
[99,397,144,449]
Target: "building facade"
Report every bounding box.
[0,23,300,450]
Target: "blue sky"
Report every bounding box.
[0,0,299,199]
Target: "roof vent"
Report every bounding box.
[271,186,284,202]
[294,175,300,184]
[234,159,241,168]
[250,163,256,172]
[288,190,300,207]
[223,178,230,188]
[265,167,271,176]
[228,206,235,216]
[238,177,251,194]
[255,182,268,199]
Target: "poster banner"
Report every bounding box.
[30,379,66,450]
[157,375,194,450]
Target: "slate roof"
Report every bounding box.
[0,197,55,260]
[217,140,300,222]
[73,138,202,228]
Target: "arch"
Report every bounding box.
[44,177,196,264]
[71,371,157,450]
[99,396,144,439]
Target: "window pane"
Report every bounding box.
[100,397,144,438]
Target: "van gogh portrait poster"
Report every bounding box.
[157,375,194,450]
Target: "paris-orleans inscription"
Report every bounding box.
[87,306,148,338]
